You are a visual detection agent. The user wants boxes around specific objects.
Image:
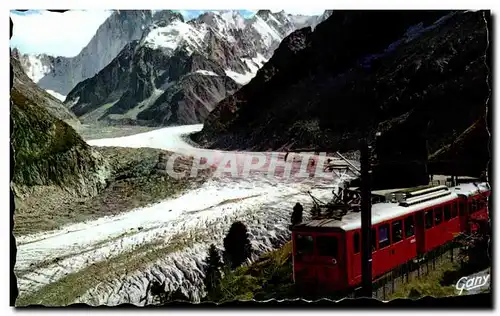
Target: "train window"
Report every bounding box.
[459,202,465,216]
[404,216,415,237]
[378,224,391,249]
[296,234,314,255]
[451,203,457,218]
[371,228,377,252]
[444,204,451,221]
[317,236,338,257]
[435,208,443,225]
[425,210,434,229]
[353,232,360,254]
[392,220,403,243]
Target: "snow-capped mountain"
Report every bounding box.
[16,10,153,98]
[64,10,324,126]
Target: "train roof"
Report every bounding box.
[293,182,490,232]
[452,182,490,197]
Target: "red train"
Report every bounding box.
[291,182,490,292]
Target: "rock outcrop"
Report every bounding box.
[11,55,109,197]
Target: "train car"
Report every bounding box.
[454,182,490,232]
[291,182,490,293]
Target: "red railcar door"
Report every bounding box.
[390,216,417,269]
[415,211,426,255]
[293,232,316,287]
[458,198,469,233]
[374,223,392,277]
[446,201,461,238]
[350,231,362,285]
[314,233,345,292]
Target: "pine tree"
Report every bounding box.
[142,279,190,305]
[203,244,223,300]
[291,202,303,227]
[223,221,252,269]
[146,279,168,305]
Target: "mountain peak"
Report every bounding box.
[18,9,154,96]
[114,10,153,22]
[256,10,273,18]
[196,11,219,24]
[11,47,20,58]
[153,10,184,25]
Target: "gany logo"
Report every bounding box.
[455,274,490,295]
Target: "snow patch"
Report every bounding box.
[251,15,283,47]
[143,20,206,52]
[46,89,66,102]
[224,69,256,85]
[25,55,52,83]
[220,11,246,30]
[242,53,268,74]
[194,70,219,76]
[253,53,268,66]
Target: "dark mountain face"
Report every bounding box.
[195,10,490,177]
[65,41,241,126]
[153,10,184,25]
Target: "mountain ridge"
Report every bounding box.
[16,10,328,100]
[62,10,326,126]
[15,10,154,96]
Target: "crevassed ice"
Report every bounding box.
[16,123,355,304]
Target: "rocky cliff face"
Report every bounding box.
[64,10,320,126]
[11,54,80,128]
[11,55,109,197]
[16,10,153,97]
[195,10,490,177]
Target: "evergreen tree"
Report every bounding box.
[291,202,303,226]
[146,279,167,305]
[203,244,223,300]
[223,221,252,269]
[142,279,189,305]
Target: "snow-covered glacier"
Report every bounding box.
[15,124,354,305]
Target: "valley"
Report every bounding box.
[10,9,490,306]
[14,124,352,305]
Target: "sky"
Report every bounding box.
[10,9,324,57]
